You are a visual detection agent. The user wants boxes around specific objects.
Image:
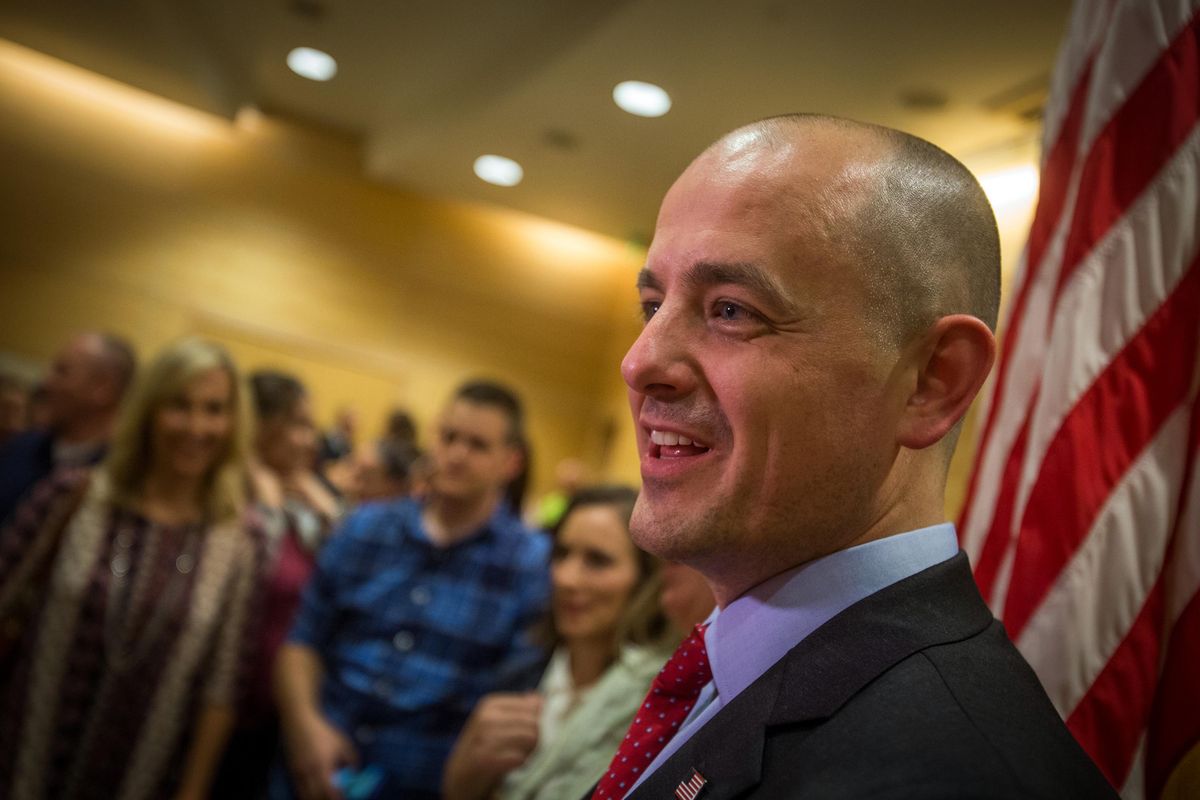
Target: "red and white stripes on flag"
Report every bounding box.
[957,1,1200,798]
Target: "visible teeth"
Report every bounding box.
[650,429,702,448]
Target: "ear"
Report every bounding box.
[896,314,996,450]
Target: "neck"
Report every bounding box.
[140,469,205,525]
[56,412,113,446]
[566,638,617,689]
[423,489,500,546]
[704,470,946,608]
[845,456,946,551]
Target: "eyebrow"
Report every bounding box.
[637,261,800,315]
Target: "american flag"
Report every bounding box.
[957,1,1200,798]
[673,768,707,800]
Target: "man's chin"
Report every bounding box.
[630,504,719,563]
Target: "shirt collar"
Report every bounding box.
[408,498,515,548]
[706,523,958,703]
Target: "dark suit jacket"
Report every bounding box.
[627,552,1117,799]
[0,430,55,527]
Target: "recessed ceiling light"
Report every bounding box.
[613,80,671,118]
[287,47,337,81]
[474,154,523,187]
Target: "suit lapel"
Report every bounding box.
[627,552,992,799]
[628,666,777,800]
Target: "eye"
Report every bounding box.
[715,301,752,321]
[640,300,661,322]
[584,550,614,570]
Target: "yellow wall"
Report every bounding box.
[0,37,1035,519]
[0,39,644,501]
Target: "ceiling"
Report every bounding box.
[0,0,1070,243]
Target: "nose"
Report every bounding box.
[621,307,697,401]
[552,555,583,591]
[187,408,212,438]
[443,438,470,463]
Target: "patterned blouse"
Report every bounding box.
[0,469,257,800]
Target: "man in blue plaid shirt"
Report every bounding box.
[274,381,551,800]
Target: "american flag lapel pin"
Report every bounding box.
[674,768,707,800]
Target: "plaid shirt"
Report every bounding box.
[288,498,550,796]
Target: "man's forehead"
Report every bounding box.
[61,333,105,362]
[442,399,510,433]
[638,260,794,302]
[648,126,883,273]
[677,121,882,204]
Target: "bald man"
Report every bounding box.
[0,331,135,524]
[596,116,1115,799]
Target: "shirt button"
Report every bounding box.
[372,677,392,698]
[355,725,376,744]
[410,587,431,606]
[393,631,414,651]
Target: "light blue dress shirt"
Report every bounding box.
[627,523,959,796]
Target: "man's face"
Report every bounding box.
[43,335,108,429]
[429,399,519,503]
[621,133,908,595]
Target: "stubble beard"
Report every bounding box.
[628,490,734,567]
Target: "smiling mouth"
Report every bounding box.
[555,601,590,616]
[649,429,711,458]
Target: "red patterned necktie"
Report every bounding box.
[592,623,712,800]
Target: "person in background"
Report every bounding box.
[317,407,358,466]
[0,337,257,800]
[273,380,549,800]
[344,438,423,505]
[442,486,673,800]
[382,408,417,448]
[0,372,28,447]
[321,407,420,501]
[658,562,715,632]
[247,370,341,546]
[0,331,136,525]
[213,369,342,799]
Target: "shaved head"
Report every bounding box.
[705,114,1001,348]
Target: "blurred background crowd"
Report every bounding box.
[0,330,715,800]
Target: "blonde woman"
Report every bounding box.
[443,486,673,800]
[0,338,258,800]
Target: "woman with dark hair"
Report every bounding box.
[442,486,673,800]
[246,370,339,534]
[212,369,341,798]
[0,338,257,800]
